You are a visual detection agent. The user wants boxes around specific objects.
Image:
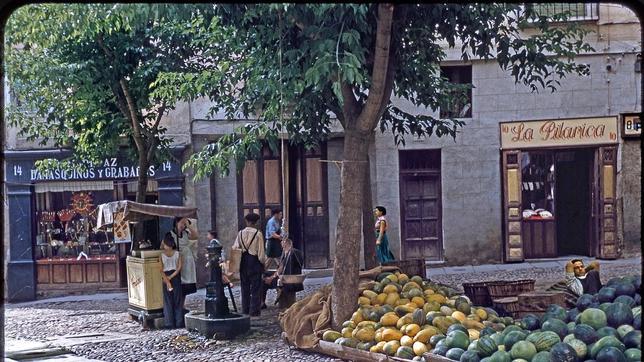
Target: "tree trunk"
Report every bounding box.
[136,153,149,204]
[362,153,378,270]
[332,129,370,328]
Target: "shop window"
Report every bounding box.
[34,187,119,260]
[521,152,555,219]
[440,65,472,119]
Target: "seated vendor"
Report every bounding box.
[261,238,304,309]
[548,259,602,307]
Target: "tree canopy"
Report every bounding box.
[153,3,593,326]
[4,3,216,200]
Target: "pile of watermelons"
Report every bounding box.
[322,272,641,362]
[449,274,641,362]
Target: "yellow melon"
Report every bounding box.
[380,312,400,327]
[381,328,403,342]
[451,311,466,322]
[412,341,429,356]
[403,323,421,337]
[411,296,425,308]
[385,292,400,306]
[400,335,414,347]
[413,326,438,343]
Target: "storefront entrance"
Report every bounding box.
[555,149,592,256]
[500,117,620,262]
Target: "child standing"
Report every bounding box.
[159,232,184,328]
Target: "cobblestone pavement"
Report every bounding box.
[4,257,641,361]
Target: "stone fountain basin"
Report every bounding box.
[185,311,250,339]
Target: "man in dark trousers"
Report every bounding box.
[232,213,266,316]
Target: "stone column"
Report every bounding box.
[6,183,36,301]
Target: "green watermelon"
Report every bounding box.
[580,308,608,330]
[521,314,540,330]
[476,336,498,357]
[596,346,627,362]
[445,347,465,360]
[622,330,641,349]
[563,333,576,343]
[624,348,641,362]
[448,323,469,335]
[598,287,617,303]
[606,302,634,327]
[565,338,588,360]
[502,330,527,350]
[574,324,599,344]
[599,303,613,313]
[542,304,567,322]
[597,326,619,339]
[460,350,481,362]
[530,351,551,362]
[614,295,636,308]
[614,283,636,297]
[445,330,470,350]
[509,340,537,361]
[566,321,576,334]
[488,350,511,362]
[577,294,595,311]
[541,318,568,339]
[550,342,578,362]
[567,308,581,323]
[532,331,561,352]
[432,344,449,356]
[616,324,635,339]
[430,334,446,346]
[590,335,626,359]
[480,327,496,338]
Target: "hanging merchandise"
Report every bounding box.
[113,211,132,243]
[70,192,94,216]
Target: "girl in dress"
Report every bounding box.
[159,233,184,328]
[172,217,198,313]
[374,206,395,264]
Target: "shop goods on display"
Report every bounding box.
[321,271,641,362]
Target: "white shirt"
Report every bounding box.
[161,251,180,272]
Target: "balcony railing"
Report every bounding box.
[530,3,599,22]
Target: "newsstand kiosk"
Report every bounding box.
[95,200,197,328]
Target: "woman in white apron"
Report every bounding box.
[172,217,198,313]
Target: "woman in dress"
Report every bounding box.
[374,206,395,264]
[171,217,198,313]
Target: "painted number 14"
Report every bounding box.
[13,165,22,176]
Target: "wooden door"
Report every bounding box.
[294,145,329,268]
[592,146,619,258]
[400,173,442,260]
[237,146,283,229]
[502,150,524,262]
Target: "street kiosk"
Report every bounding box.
[95,200,198,328]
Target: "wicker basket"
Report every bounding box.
[383,259,426,279]
[462,281,497,307]
[492,297,520,317]
[487,279,535,299]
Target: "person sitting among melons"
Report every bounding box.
[548,259,602,307]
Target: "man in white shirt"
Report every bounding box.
[232,213,267,316]
[565,259,602,295]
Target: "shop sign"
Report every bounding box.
[500,117,618,149]
[6,155,182,183]
[621,113,641,138]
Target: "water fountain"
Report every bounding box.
[185,239,250,339]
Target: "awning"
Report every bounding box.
[34,181,114,193]
[95,200,197,228]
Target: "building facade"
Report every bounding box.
[186,3,641,268]
[4,3,641,301]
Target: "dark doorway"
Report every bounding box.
[289,144,329,268]
[399,150,443,261]
[555,148,592,256]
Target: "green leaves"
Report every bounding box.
[5,4,217,176]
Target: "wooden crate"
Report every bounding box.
[492,297,520,317]
[383,259,426,279]
[487,279,535,299]
[463,281,496,307]
[517,291,566,312]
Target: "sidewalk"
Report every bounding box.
[427,255,642,277]
[8,255,640,307]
